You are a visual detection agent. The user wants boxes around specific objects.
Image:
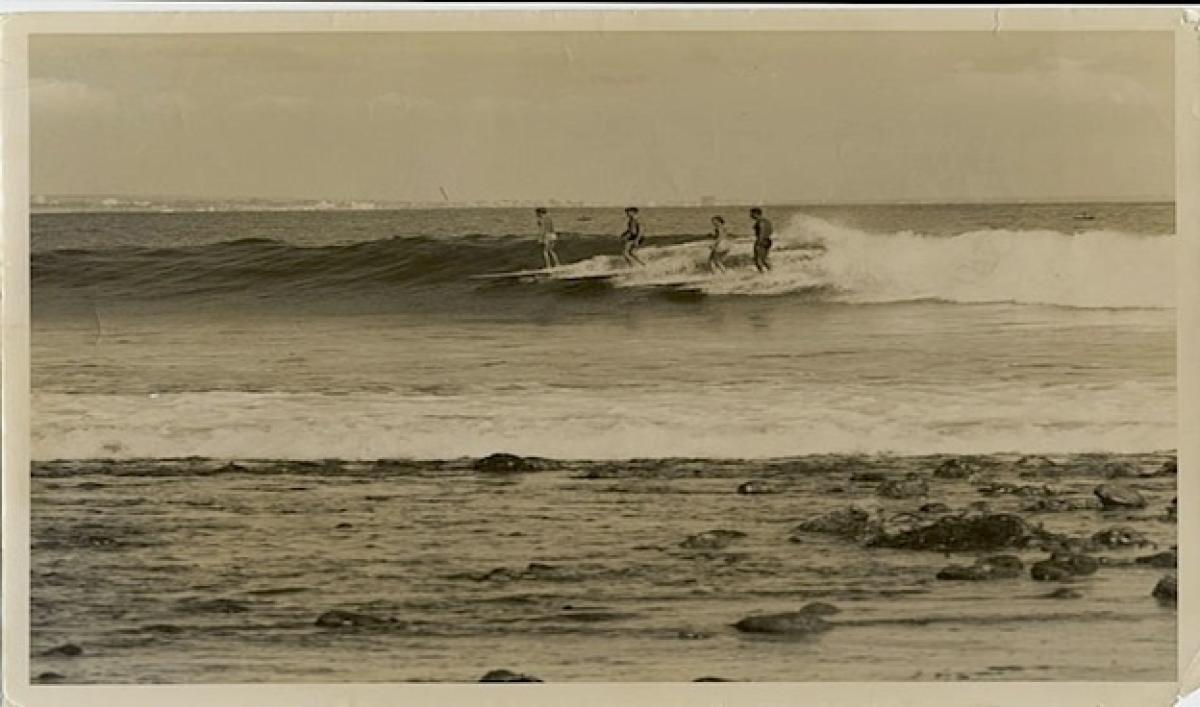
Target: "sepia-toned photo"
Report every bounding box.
[6,7,1190,699]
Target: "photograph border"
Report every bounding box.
[2,5,1195,706]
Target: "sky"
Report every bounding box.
[30,31,1174,204]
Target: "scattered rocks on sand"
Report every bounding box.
[734,603,839,635]
[1152,574,1177,604]
[480,669,543,683]
[473,453,540,473]
[867,513,1029,553]
[680,529,747,550]
[736,480,777,495]
[1030,553,1098,581]
[1135,549,1177,569]
[1089,526,1150,549]
[1093,484,1146,509]
[877,475,929,499]
[42,643,83,657]
[936,555,1023,581]
[791,507,874,542]
[314,610,399,629]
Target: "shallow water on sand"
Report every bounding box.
[31,453,1175,683]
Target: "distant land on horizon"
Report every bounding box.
[30,193,1176,214]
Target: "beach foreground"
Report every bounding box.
[31,451,1176,683]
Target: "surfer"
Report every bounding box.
[750,207,774,273]
[708,215,730,272]
[535,207,560,268]
[620,207,645,267]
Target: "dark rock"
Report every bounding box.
[933,458,980,479]
[693,676,734,682]
[178,598,250,614]
[736,480,777,495]
[1152,574,1177,603]
[792,507,874,541]
[1094,484,1146,509]
[877,476,929,499]
[734,606,835,635]
[335,522,353,529]
[35,672,66,682]
[1015,455,1057,470]
[936,555,1023,581]
[480,669,543,683]
[1030,560,1074,582]
[1136,549,1177,569]
[42,643,83,657]
[1090,526,1150,549]
[1158,459,1178,476]
[919,502,952,514]
[1167,497,1178,519]
[1100,461,1138,479]
[1021,497,1102,513]
[680,529,747,550]
[867,513,1030,552]
[314,610,396,629]
[849,471,887,483]
[796,601,841,616]
[1040,588,1083,600]
[473,453,536,473]
[1031,553,1098,581]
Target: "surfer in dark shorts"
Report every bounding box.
[750,207,774,273]
[620,207,645,267]
[535,207,560,269]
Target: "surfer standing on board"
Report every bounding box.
[750,207,774,273]
[620,207,646,267]
[708,215,731,273]
[536,207,560,269]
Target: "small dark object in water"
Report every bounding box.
[42,643,83,657]
[473,453,537,473]
[1040,587,1083,600]
[335,522,353,529]
[1090,526,1149,549]
[1031,553,1097,581]
[314,610,396,628]
[680,529,747,550]
[734,610,832,635]
[736,480,776,495]
[480,669,543,683]
[694,676,734,682]
[1152,574,1177,603]
[919,502,951,514]
[36,672,66,681]
[1093,483,1146,509]
[849,471,887,483]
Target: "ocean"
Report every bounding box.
[29,201,1178,682]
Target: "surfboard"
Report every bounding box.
[471,268,617,282]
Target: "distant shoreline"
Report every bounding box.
[29,198,1176,216]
